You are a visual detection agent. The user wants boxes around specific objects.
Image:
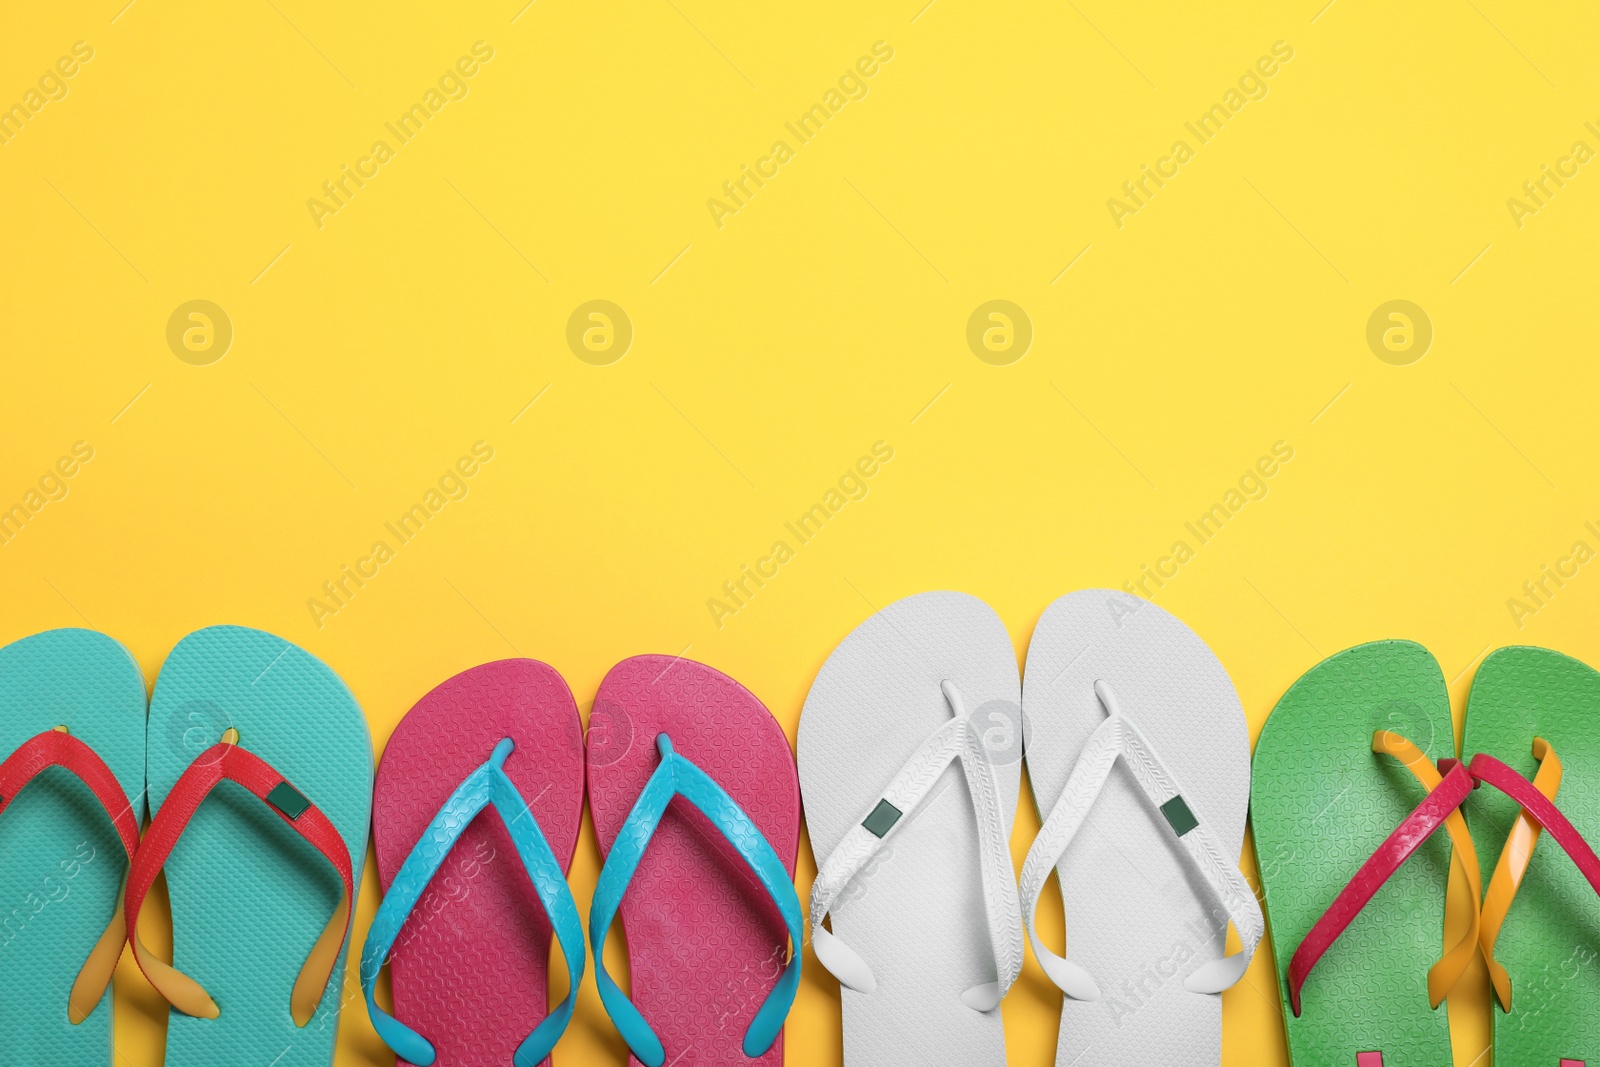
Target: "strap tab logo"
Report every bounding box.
[861,799,903,838]
[1159,795,1198,837]
[266,781,311,820]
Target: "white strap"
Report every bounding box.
[1018,680,1263,1001]
[810,680,1023,1010]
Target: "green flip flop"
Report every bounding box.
[0,629,146,1066]
[1252,640,1471,1066]
[133,626,372,1067]
[1461,645,1600,1065]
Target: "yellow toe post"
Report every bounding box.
[1370,730,1484,1007]
[1477,736,1564,1013]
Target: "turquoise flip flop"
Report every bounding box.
[132,626,372,1067]
[0,628,146,1066]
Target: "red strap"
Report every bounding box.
[1287,761,1474,1016]
[1469,754,1600,899]
[124,742,355,1019]
[0,729,140,861]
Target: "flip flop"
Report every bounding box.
[129,626,372,1067]
[0,628,145,1065]
[1017,591,1261,1067]
[799,591,1024,1067]
[1460,646,1600,1065]
[1252,640,1484,1066]
[360,659,587,1067]
[586,654,802,1067]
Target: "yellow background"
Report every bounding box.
[3,0,1597,1063]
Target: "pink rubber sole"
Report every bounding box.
[373,660,585,1067]
[587,655,800,1067]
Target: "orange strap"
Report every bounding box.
[1476,736,1562,1012]
[1371,730,1484,1006]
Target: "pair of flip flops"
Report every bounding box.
[1254,641,1600,1065]
[801,590,1262,1066]
[360,654,803,1067]
[0,625,372,1067]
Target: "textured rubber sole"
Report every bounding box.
[586,655,799,1067]
[1023,590,1250,1067]
[372,659,585,1067]
[1251,640,1455,1066]
[0,629,145,1067]
[797,591,1021,1067]
[147,626,371,1067]
[1460,646,1600,1065]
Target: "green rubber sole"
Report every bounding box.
[1251,640,1456,1066]
[0,628,146,1067]
[1461,646,1600,1065]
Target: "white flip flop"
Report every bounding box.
[799,591,1024,1066]
[1019,590,1262,1066]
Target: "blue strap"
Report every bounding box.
[589,734,802,1067]
[360,738,585,1067]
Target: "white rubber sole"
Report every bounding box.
[1023,590,1251,1067]
[798,591,1021,1067]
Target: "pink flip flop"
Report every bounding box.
[363,660,586,1067]
[585,655,803,1067]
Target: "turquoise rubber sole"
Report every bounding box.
[0,628,146,1066]
[147,626,371,1067]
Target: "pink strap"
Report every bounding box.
[1468,754,1600,898]
[1287,761,1473,1016]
